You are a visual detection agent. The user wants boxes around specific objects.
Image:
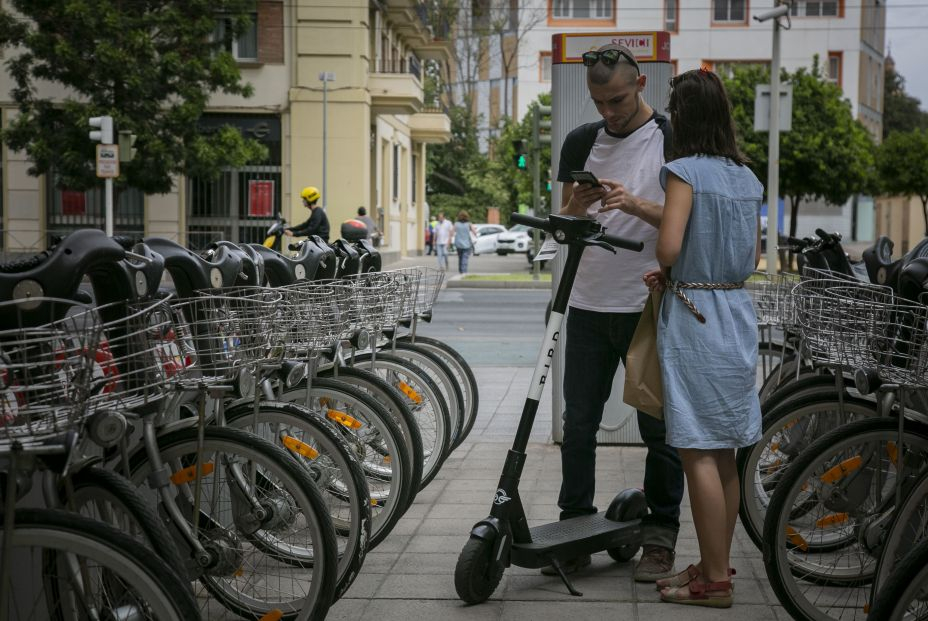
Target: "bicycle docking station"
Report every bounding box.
[454,214,648,603]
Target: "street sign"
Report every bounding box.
[754,84,793,132]
[96,144,120,178]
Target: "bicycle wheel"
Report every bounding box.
[64,464,188,572]
[387,341,464,451]
[757,339,796,394]
[397,335,479,449]
[224,400,371,600]
[871,469,928,599]
[128,425,338,621]
[1,507,199,620]
[737,394,877,550]
[315,364,424,504]
[763,418,928,621]
[281,376,414,549]
[761,372,859,415]
[866,538,928,621]
[350,352,451,488]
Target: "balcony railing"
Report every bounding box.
[376,56,421,81]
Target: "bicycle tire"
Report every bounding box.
[763,417,928,621]
[350,352,451,488]
[2,507,200,620]
[737,393,878,550]
[387,341,464,450]
[127,425,338,621]
[397,335,479,449]
[871,468,928,598]
[761,372,860,415]
[223,400,371,601]
[65,464,188,574]
[866,537,928,621]
[281,376,414,548]
[316,364,424,504]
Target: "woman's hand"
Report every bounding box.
[643,268,667,293]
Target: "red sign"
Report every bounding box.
[61,190,86,216]
[552,31,671,64]
[248,180,275,217]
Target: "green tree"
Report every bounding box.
[0,0,266,195]
[883,61,928,138]
[878,129,928,235]
[724,59,876,244]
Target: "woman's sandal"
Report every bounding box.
[655,564,736,591]
[660,576,733,608]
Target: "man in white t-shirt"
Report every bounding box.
[433,212,454,271]
[548,44,684,582]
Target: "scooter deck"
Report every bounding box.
[510,514,642,568]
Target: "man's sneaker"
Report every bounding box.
[540,554,591,576]
[634,545,675,582]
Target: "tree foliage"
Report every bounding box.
[883,62,928,138]
[0,0,267,194]
[878,129,928,235]
[723,58,876,238]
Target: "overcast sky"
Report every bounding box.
[887,2,928,109]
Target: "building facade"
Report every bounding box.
[0,0,452,262]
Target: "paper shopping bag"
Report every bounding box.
[623,289,664,420]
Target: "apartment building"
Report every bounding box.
[0,0,452,261]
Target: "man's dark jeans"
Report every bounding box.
[558,306,684,550]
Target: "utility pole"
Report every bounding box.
[532,105,551,281]
[319,72,336,210]
[89,116,117,236]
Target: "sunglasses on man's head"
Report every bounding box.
[581,49,640,74]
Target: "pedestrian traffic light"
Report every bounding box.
[118,130,137,163]
[88,116,113,144]
[512,139,527,169]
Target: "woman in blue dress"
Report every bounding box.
[643,69,763,608]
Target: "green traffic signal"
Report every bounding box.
[517,154,527,169]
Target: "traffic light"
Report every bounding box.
[88,116,113,144]
[118,130,137,163]
[512,139,527,169]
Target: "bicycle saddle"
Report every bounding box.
[0,229,126,327]
[144,237,242,298]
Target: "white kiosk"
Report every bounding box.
[549,32,673,445]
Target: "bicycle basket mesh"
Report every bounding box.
[750,271,800,328]
[278,281,350,355]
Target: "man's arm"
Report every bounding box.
[597,182,663,228]
[560,181,605,216]
[290,209,322,236]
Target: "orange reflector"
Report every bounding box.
[397,381,422,404]
[235,568,244,578]
[887,442,899,468]
[259,610,283,621]
[383,454,391,464]
[282,436,319,460]
[820,456,863,484]
[327,409,362,429]
[170,462,214,485]
[786,526,809,551]
[816,513,849,528]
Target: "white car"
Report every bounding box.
[495,224,532,255]
[472,224,507,255]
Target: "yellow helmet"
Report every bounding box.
[300,186,321,204]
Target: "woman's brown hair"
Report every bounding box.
[457,210,470,222]
[667,69,748,165]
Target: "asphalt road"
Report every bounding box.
[412,288,550,366]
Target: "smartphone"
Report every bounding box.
[570,170,601,186]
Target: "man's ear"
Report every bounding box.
[637,74,647,93]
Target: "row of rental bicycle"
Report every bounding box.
[0,230,478,620]
[742,230,928,621]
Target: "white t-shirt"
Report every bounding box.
[434,219,453,245]
[557,116,668,313]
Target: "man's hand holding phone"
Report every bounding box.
[567,170,607,214]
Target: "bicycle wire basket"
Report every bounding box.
[278,280,351,357]
[749,271,800,328]
[343,271,411,331]
[0,298,103,451]
[171,287,284,382]
[392,266,444,322]
[865,291,928,389]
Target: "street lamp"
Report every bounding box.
[754,3,789,274]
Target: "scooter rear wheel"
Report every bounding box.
[455,536,504,604]
[605,488,648,563]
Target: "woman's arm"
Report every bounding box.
[656,173,694,268]
[755,217,762,268]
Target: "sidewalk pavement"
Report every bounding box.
[327,257,789,620]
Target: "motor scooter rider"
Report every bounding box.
[286,186,330,242]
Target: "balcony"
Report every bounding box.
[369,57,423,115]
[383,0,454,62]
[408,106,452,144]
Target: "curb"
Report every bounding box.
[446,279,551,290]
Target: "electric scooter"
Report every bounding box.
[454,213,649,604]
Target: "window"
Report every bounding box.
[827,51,842,86]
[790,1,839,17]
[540,52,552,82]
[665,0,679,32]
[215,14,258,61]
[552,0,612,19]
[712,0,747,23]
[392,144,399,201]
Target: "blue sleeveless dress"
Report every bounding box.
[657,156,763,449]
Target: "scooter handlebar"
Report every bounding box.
[509,213,550,232]
[601,233,644,253]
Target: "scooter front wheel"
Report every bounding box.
[454,536,504,604]
[605,488,648,563]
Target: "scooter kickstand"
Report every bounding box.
[548,559,583,597]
